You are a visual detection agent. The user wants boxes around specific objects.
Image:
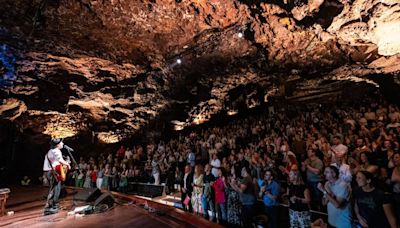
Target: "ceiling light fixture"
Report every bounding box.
[237,32,243,38]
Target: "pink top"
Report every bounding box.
[212,177,225,204]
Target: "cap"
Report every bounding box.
[50,138,63,147]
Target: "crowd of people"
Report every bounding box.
[63,92,400,228]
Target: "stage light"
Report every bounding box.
[176,59,182,64]
[43,115,80,138]
[174,125,184,131]
[97,132,121,144]
[237,32,243,38]
[227,110,238,116]
[171,120,186,131]
[192,114,208,125]
[43,126,78,139]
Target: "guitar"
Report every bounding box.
[54,164,69,182]
[54,156,71,182]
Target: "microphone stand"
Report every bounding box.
[64,147,80,209]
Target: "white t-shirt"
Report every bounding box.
[326,179,352,227]
[125,149,133,159]
[151,160,160,175]
[43,148,65,171]
[211,158,221,177]
[339,163,352,183]
[331,144,348,158]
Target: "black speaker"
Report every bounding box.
[75,188,102,202]
[93,192,115,208]
[128,183,164,198]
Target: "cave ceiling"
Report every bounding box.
[0,0,399,143]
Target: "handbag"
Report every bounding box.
[183,195,191,206]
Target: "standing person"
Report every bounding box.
[230,166,256,227]
[259,170,280,228]
[101,164,110,190]
[109,166,118,191]
[330,136,348,163]
[234,152,250,179]
[354,171,397,228]
[151,155,160,185]
[181,165,193,212]
[116,145,125,159]
[191,164,204,215]
[302,148,323,210]
[332,155,352,184]
[213,168,227,225]
[96,164,104,189]
[391,152,400,223]
[187,149,196,168]
[118,166,128,193]
[202,163,216,221]
[317,166,353,228]
[90,166,97,188]
[83,168,92,188]
[43,138,70,214]
[286,168,311,228]
[226,172,242,227]
[211,153,221,178]
[75,169,84,188]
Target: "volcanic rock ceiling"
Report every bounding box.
[0,0,399,143]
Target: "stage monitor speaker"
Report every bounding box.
[128,183,164,198]
[75,188,102,202]
[93,192,115,208]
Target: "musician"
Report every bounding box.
[43,138,70,214]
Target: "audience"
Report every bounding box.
[62,92,400,227]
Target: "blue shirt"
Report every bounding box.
[262,180,280,207]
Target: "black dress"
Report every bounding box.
[227,186,242,226]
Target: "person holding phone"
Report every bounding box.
[259,170,280,228]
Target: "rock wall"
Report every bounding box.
[0,0,399,144]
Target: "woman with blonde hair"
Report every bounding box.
[191,164,204,215]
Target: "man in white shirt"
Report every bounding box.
[331,156,352,184]
[151,155,160,185]
[210,153,221,178]
[43,138,70,214]
[330,136,348,163]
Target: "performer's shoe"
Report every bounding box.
[44,207,59,215]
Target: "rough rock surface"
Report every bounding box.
[0,0,399,143]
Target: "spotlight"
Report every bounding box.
[227,110,238,116]
[176,59,182,64]
[237,32,243,38]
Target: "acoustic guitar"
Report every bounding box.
[54,157,71,182]
[54,164,69,182]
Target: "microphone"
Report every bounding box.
[63,144,74,152]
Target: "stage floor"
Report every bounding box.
[1,186,220,228]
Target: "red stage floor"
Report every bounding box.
[0,186,220,228]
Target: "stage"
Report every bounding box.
[0,186,220,228]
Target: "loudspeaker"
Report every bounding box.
[75,188,102,202]
[94,193,115,208]
[128,183,164,198]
